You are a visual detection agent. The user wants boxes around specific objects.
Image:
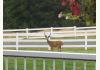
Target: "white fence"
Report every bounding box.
[3,26,96,50]
[3,50,96,70]
[3,50,96,60]
[3,26,96,32]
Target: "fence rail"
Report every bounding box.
[3,26,96,32]
[3,50,96,60]
[3,50,96,70]
[3,32,95,37]
[3,26,96,50]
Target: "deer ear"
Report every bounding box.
[48,33,51,38]
[44,32,48,38]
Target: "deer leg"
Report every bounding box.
[58,47,59,52]
[58,46,61,52]
[48,47,51,51]
[51,47,53,51]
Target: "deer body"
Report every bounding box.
[44,32,63,51]
[47,40,63,51]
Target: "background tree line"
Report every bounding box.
[3,0,96,29]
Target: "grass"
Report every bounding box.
[3,47,96,70]
[4,36,96,39]
[3,57,95,70]
[3,47,96,53]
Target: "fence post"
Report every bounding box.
[24,58,26,70]
[53,59,55,70]
[43,59,46,70]
[73,62,76,70]
[26,28,29,39]
[50,27,53,36]
[5,57,8,70]
[74,26,77,38]
[85,31,88,50]
[84,62,87,70]
[33,59,36,70]
[63,60,65,70]
[14,58,17,70]
[16,33,19,51]
[95,63,96,70]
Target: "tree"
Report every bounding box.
[3,0,96,29]
[80,0,96,26]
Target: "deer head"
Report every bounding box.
[44,32,51,41]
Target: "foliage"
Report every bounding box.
[3,0,96,29]
[79,0,96,26]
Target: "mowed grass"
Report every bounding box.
[3,47,96,70]
[3,47,96,53]
[4,36,96,39]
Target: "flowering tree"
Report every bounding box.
[60,0,81,16]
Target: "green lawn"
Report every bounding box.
[3,47,96,70]
[4,36,96,39]
[3,47,96,53]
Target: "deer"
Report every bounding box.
[44,32,63,52]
